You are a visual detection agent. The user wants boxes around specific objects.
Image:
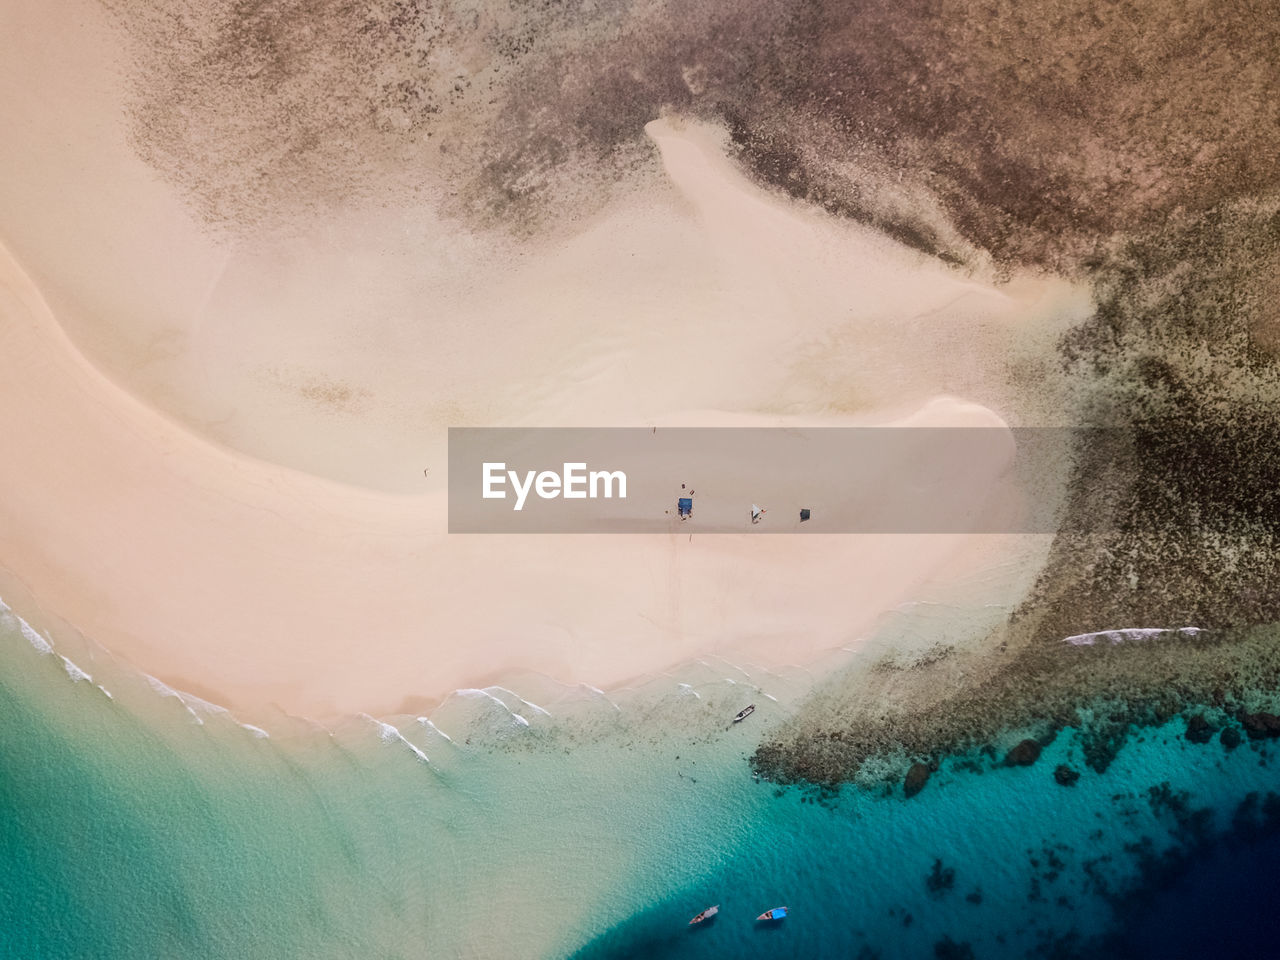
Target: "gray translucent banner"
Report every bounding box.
[448,427,1086,533]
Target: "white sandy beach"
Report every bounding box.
[0,237,1046,721]
[0,0,1090,723]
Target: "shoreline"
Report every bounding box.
[0,235,1047,723]
[1,63,1085,726]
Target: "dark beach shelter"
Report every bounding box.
[799,508,811,522]
[677,497,693,518]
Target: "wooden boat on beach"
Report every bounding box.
[733,704,755,723]
[689,905,719,925]
[756,906,788,921]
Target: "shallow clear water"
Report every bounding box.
[3,600,1278,959]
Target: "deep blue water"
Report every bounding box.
[567,729,1280,959]
[4,603,1280,960]
[1106,810,1280,959]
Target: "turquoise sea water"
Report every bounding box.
[3,600,1279,959]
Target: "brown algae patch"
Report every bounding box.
[100,1,1280,262]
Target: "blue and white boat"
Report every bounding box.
[756,906,788,921]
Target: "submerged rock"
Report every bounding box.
[1054,764,1081,786]
[1005,739,1042,767]
[933,936,975,960]
[1239,711,1280,740]
[1185,714,1215,744]
[904,762,932,798]
[926,858,956,897]
[1221,727,1243,750]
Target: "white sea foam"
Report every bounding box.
[0,596,53,654]
[457,687,534,724]
[416,717,454,742]
[578,683,621,712]
[3,601,108,690]
[145,674,205,724]
[0,594,265,728]
[485,685,552,717]
[676,683,701,699]
[401,738,429,764]
[3,597,108,694]
[180,692,231,719]
[145,674,178,697]
[1064,627,1202,646]
[361,715,429,763]
[139,671,276,737]
[19,621,53,655]
[457,687,507,706]
[61,655,91,682]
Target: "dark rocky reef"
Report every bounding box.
[1005,739,1043,767]
[1053,765,1080,787]
[753,204,1280,789]
[903,761,932,798]
[1183,715,1214,744]
[1239,710,1280,740]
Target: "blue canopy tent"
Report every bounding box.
[677,497,693,519]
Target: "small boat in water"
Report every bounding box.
[733,704,756,723]
[689,905,719,925]
[756,906,788,921]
